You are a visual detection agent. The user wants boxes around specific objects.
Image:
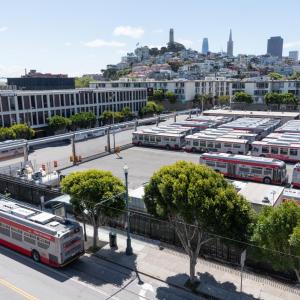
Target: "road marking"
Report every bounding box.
[0,278,39,300]
[139,282,154,300]
[0,247,120,300]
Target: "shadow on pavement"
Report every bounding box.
[64,247,138,288]
[0,245,69,282]
[197,271,257,300]
[156,273,202,300]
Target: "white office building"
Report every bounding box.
[90,78,300,105]
[0,88,147,128]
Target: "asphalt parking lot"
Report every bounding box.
[61,146,296,189]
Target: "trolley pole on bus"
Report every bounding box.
[124,164,133,256]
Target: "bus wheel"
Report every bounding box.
[32,250,40,262]
[259,154,265,157]
[263,177,271,184]
[166,145,170,150]
[227,151,232,154]
[192,147,197,153]
[137,142,141,146]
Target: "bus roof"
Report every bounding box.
[0,197,78,239]
[200,152,285,166]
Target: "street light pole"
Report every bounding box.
[124,164,133,255]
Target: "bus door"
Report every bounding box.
[227,163,236,176]
[273,168,281,183]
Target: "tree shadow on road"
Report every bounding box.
[156,272,258,300]
[64,246,138,288]
[196,271,257,300]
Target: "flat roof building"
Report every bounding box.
[267,36,283,58]
[0,87,147,128]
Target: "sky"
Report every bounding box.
[0,0,300,77]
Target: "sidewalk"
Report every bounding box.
[84,225,300,300]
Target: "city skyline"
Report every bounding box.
[0,0,300,77]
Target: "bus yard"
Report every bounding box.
[1,110,300,210]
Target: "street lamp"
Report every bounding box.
[124,164,133,255]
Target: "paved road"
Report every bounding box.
[0,115,185,171]
[0,244,203,300]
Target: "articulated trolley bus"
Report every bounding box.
[0,197,84,267]
[199,152,288,185]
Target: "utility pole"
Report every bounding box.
[124,165,133,256]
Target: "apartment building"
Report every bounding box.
[90,78,300,105]
[0,87,147,128]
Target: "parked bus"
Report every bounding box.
[199,152,288,185]
[0,140,26,161]
[0,197,84,267]
[132,130,186,150]
[185,135,250,154]
[251,140,300,162]
[292,163,300,188]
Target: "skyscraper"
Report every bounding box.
[227,29,233,57]
[169,28,174,45]
[289,51,299,62]
[267,36,283,58]
[202,38,209,55]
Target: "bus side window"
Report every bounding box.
[264,168,272,175]
[280,148,288,155]
[193,140,199,147]
[290,149,298,156]
[138,135,143,141]
[156,136,161,142]
[262,147,269,153]
[271,147,278,154]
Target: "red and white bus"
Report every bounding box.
[292,163,300,188]
[132,130,186,150]
[185,135,250,154]
[199,152,288,185]
[251,140,300,162]
[0,197,84,267]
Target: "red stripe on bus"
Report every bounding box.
[0,238,59,267]
[0,216,55,242]
[201,156,281,169]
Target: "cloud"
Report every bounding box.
[178,39,194,48]
[0,26,8,32]
[284,41,300,49]
[0,65,24,77]
[64,42,72,47]
[152,29,163,34]
[84,39,125,48]
[113,26,144,39]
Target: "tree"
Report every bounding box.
[141,101,164,116]
[70,112,97,129]
[113,111,124,122]
[289,72,300,80]
[0,127,16,141]
[101,111,114,124]
[282,93,299,105]
[165,91,177,104]
[149,89,164,102]
[232,92,253,103]
[268,72,284,80]
[149,47,159,56]
[47,115,71,132]
[218,95,230,106]
[251,201,300,283]
[144,161,254,285]
[75,76,93,88]
[121,107,134,120]
[168,61,183,72]
[11,124,35,139]
[264,92,282,105]
[61,170,126,249]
